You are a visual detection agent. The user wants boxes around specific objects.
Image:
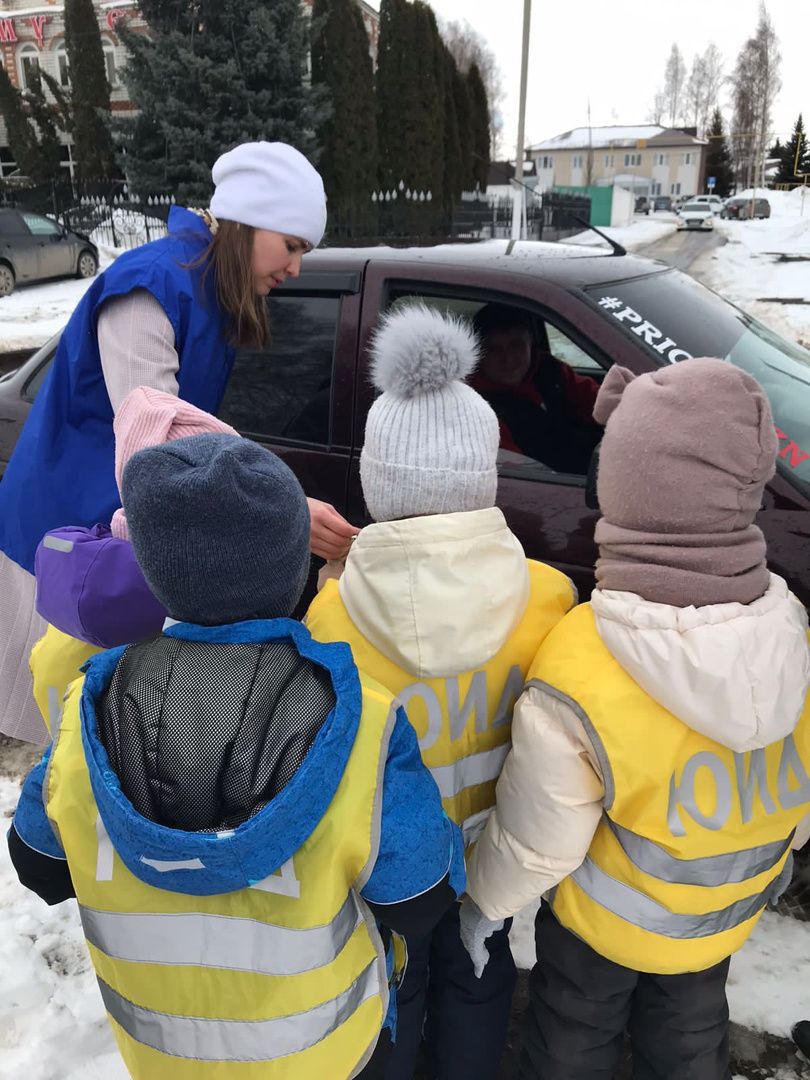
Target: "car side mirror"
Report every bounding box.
[585,441,601,511]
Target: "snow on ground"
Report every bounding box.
[564,212,678,252]
[0,248,117,354]
[694,188,810,349]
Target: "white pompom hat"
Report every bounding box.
[210,142,327,249]
[360,304,500,522]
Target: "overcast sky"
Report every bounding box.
[369,0,805,157]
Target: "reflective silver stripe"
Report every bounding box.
[608,818,794,886]
[569,855,785,939]
[97,957,381,1062]
[526,680,616,809]
[430,743,510,801]
[81,892,361,977]
[43,534,74,553]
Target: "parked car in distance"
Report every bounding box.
[678,202,715,231]
[0,208,98,297]
[2,240,809,607]
[672,194,695,212]
[692,194,724,213]
[653,195,673,212]
[721,196,772,220]
[634,196,651,215]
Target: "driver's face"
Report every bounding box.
[480,329,533,387]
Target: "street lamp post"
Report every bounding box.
[511,0,532,241]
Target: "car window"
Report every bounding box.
[22,358,54,402]
[387,289,604,478]
[20,212,62,237]
[217,294,340,446]
[587,272,810,489]
[0,212,28,236]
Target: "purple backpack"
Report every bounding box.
[35,524,167,648]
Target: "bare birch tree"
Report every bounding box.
[441,19,505,158]
[663,44,687,127]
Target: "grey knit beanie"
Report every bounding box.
[360,305,499,522]
[122,434,311,625]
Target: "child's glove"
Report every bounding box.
[459,897,504,979]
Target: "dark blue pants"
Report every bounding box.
[385,902,517,1080]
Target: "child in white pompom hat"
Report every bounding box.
[306,303,578,1079]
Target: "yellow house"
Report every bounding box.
[529,124,708,200]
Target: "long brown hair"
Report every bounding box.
[197,220,269,349]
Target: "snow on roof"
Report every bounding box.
[530,126,665,151]
[529,125,706,152]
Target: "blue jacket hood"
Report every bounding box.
[80,619,363,896]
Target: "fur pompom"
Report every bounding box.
[369,304,481,398]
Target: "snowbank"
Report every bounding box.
[0,250,117,354]
[695,190,810,349]
[564,215,678,252]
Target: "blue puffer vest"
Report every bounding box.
[0,207,236,574]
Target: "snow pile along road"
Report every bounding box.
[695,188,810,349]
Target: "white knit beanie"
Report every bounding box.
[210,142,327,248]
[360,305,500,522]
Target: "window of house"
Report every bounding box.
[102,39,119,87]
[0,147,17,179]
[682,152,693,165]
[655,153,668,166]
[670,182,682,195]
[217,293,340,446]
[54,45,69,86]
[385,291,606,478]
[17,45,40,91]
[539,155,554,170]
[572,155,584,169]
[604,154,614,168]
[624,152,641,168]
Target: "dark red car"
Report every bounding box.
[2,240,809,604]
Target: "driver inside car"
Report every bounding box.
[470,303,602,475]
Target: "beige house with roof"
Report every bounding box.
[528,125,709,200]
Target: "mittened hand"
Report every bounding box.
[458,897,504,979]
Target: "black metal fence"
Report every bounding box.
[0,178,590,251]
[0,178,171,250]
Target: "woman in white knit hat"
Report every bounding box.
[305,303,578,1080]
[0,141,357,744]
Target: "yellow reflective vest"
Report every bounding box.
[44,672,398,1080]
[30,624,100,736]
[306,561,574,844]
[535,604,810,974]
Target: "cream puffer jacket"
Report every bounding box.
[467,574,810,921]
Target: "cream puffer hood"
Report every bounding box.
[338,508,530,678]
[592,574,810,753]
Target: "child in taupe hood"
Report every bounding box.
[462,358,810,1080]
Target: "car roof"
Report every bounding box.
[305,241,671,290]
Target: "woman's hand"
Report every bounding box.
[307,499,359,560]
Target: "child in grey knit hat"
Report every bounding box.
[306,304,577,1080]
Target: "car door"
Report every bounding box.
[19,211,74,279]
[216,271,362,520]
[0,210,40,282]
[349,260,640,599]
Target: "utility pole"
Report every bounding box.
[511,0,532,240]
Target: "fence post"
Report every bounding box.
[109,198,119,249]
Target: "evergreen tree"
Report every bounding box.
[311,0,377,219]
[467,62,490,190]
[376,0,444,200]
[64,0,116,179]
[0,67,63,182]
[704,108,734,197]
[452,63,473,188]
[776,114,809,184]
[119,0,327,202]
[441,44,464,209]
